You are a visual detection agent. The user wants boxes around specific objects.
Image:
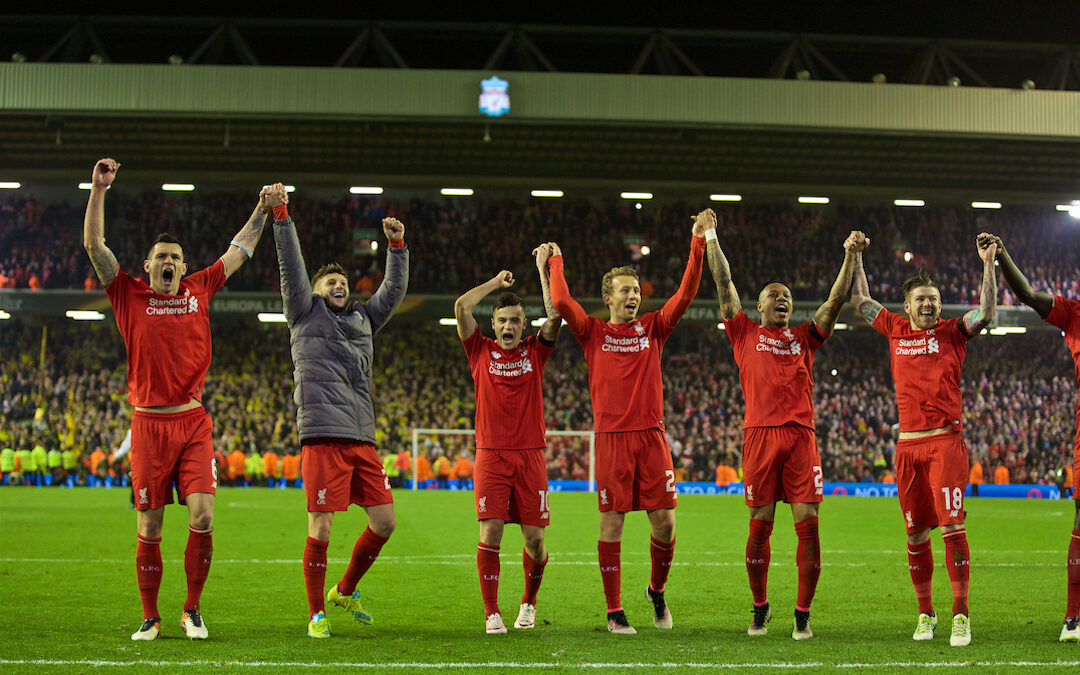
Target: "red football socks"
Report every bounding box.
[598,540,622,611]
[135,534,162,620]
[649,535,675,594]
[183,526,213,611]
[477,542,501,616]
[303,536,329,617]
[942,527,970,616]
[907,537,935,615]
[1066,528,1080,618]
[794,516,821,613]
[521,548,547,606]
[338,527,389,596]
[746,518,773,606]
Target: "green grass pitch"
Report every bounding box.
[1,487,1077,673]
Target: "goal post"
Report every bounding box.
[409,428,596,491]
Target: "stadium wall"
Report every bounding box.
[3,63,1078,138]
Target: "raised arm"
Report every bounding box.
[533,243,562,343]
[963,235,998,335]
[82,158,121,287]
[219,185,272,279]
[659,209,708,325]
[546,242,589,334]
[702,210,740,320]
[454,271,514,341]
[984,233,1053,318]
[850,249,884,325]
[269,186,314,324]
[813,231,868,334]
[364,217,410,333]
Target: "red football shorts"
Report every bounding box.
[130,408,216,511]
[301,439,392,512]
[741,424,823,507]
[1072,429,1079,496]
[473,448,550,526]
[595,428,677,513]
[895,432,969,534]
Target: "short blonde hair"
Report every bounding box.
[601,266,639,297]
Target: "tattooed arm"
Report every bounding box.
[850,249,884,325]
[702,211,741,321]
[82,158,121,287]
[963,235,999,335]
[533,243,562,343]
[219,185,273,279]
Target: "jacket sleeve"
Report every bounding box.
[273,216,314,325]
[364,246,410,333]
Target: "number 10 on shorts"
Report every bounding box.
[538,490,550,520]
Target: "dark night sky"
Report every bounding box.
[21,0,1080,44]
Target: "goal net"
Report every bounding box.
[409,428,596,491]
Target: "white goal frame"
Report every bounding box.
[410,428,596,491]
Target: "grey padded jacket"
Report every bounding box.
[273,216,409,443]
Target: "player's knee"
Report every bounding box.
[189,512,214,531]
[373,516,396,539]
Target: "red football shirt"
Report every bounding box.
[548,236,704,432]
[1045,295,1080,434]
[463,330,553,450]
[724,310,827,429]
[873,308,973,433]
[106,260,227,407]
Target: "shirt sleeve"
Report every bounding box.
[806,321,828,349]
[723,309,748,348]
[104,267,132,315]
[461,328,485,363]
[657,236,705,333]
[187,259,228,299]
[547,255,590,337]
[1044,295,1079,332]
[871,307,898,336]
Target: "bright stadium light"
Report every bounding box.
[257,313,288,323]
[0,310,10,320]
[530,318,569,327]
[971,201,1001,209]
[640,245,651,256]
[441,188,474,196]
[1056,201,1080,219]
[798,196,830,204]
[350,186,384,195]
[830,369,838,376]
[989,326,1027,335]
[903,251,914,262]
[621,192,653,200]
[530,190,564,198]
[833,323,849,331]
[709,194,742,202]
[716,323,727,331]
[79,183,109,190]
[438,318,458,326]
[162,184,195,192]
[894,199,925,207]
[0,182,20,189]
[283,185,296,193]
[65,310,105,321]
[370,241,379,252]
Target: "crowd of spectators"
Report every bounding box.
[2,191,1078,304]
[2,314,1076,489]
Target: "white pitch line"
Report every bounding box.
[1,659,1078,670]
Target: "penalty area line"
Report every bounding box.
[2,659,1079,670]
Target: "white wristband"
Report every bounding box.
[230,240,253,259]
[704,229,718,243]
